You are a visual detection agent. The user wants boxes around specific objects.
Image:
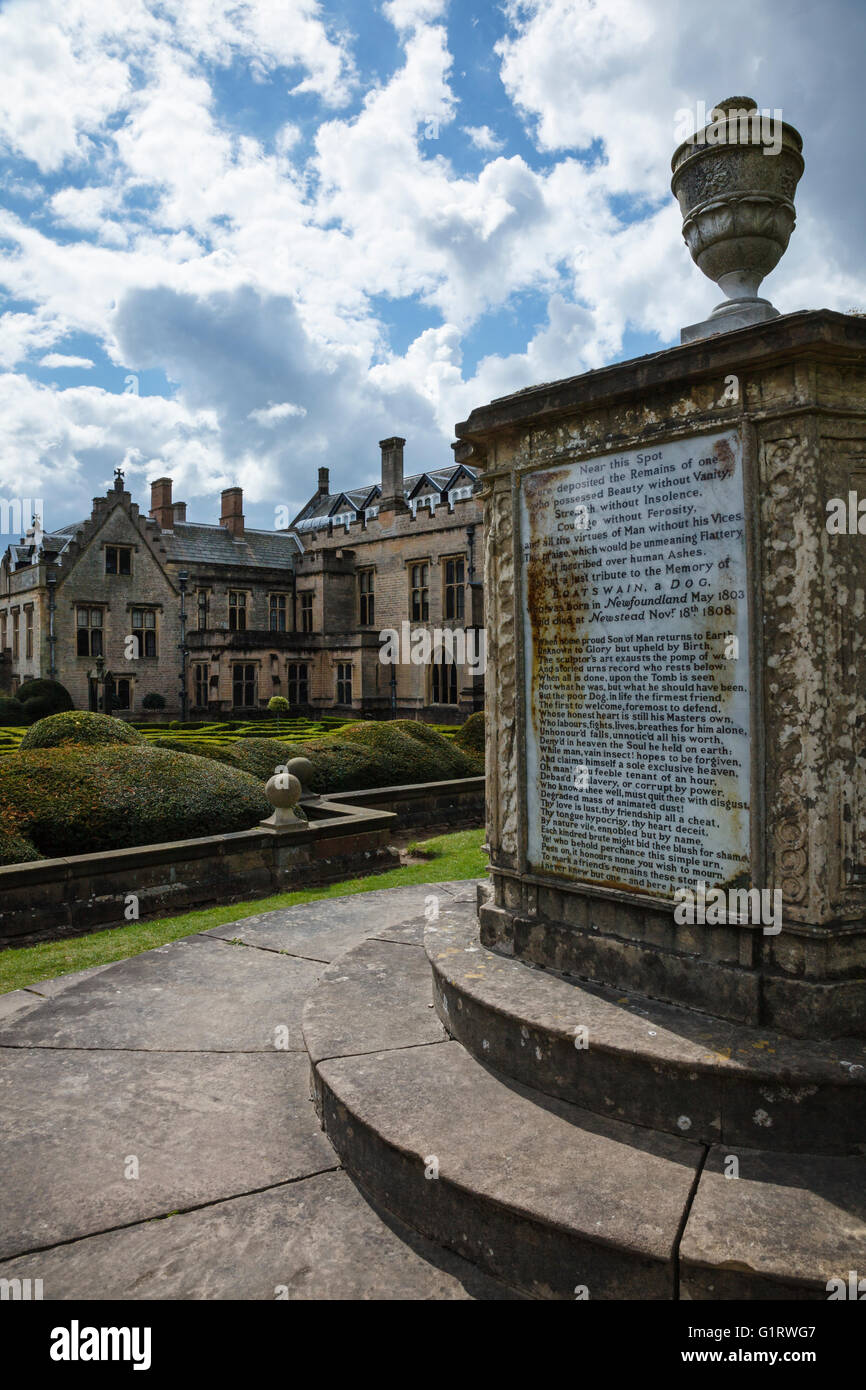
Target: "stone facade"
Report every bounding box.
[457,308,866,1038]
[288,438,484,721]
[0,439,484,722]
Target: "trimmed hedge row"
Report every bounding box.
[0,744,269,859]
[20,711,146,749]
[0,710,484,865]
[151,719,480,793]
[0,679,73,727]
[454,710,484,764]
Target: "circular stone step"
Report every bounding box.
[425,908,866,1155]
[303,931,702,1299]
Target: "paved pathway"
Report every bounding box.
[0,880,513,1300]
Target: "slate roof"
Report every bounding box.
[12,519,301,572]
[159,523,301,569]
[292,464,478,525]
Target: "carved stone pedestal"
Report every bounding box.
[456,309,866,1039]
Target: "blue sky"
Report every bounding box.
[0,0,863,538]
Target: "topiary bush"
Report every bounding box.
[150,737,238,767]
[225,737,297,781]
[19,711,147,750]
[336,721,478,783]
[0,696,25,725]
[142,692,166,711]
[453,710,485,768]
[15,678,73,715]
[0,827,42,865]
[0,805,42,865]
[21,695,57,724]
[279,737,387,793]
[388,719,481,777]
[0,745,269,857]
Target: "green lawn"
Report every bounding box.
[0,827,486,995]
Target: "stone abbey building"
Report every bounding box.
[0,438,483,721]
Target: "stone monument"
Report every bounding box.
[457,102,866,1042]
[305,98,866,1300]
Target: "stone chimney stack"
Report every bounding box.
[173,501,187,523]
[318,467,330,494]
[379,436,408,513]
[149,477,174,530]
[220,486,244,538]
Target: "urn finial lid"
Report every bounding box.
[713,96,758,115]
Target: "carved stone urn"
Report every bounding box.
[671,97,804,341]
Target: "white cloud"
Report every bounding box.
[39,353,95,369]
[464,124,504,152]
[248,401,308,425]
[383,0,449,32]
[0,0,864,534]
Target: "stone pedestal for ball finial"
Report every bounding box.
[261,771,304,829]
[672,97,804,342]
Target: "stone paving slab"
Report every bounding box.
[0,1050,335,1259]
[0,1169,520,1300]
[0,966,115,1025]
[0,990,43,1024]
[25,964,115,997]
[0,937,321,1052]
[303,939,447,1064]
[201,884,442,961]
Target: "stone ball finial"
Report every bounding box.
[263,771,302,827]
[286,756,315,791]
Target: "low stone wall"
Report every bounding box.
[0,777,485,949]
[322,776,485,832]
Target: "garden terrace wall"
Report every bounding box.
[0,776,486,947]
[323,776,485,832]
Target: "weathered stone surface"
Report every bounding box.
[680,1145,866,1299]
[0,990,42,1023]
[428,911,866,1154]
[0,1170,519,1300]
[308,932,701,1298]
[0,936,321,1052]
[0,1051,334,1258]
[303,938,447,1064]
[318,1039,700,1299]
[22,964,114,997]
[202,884,443,961]
[457,310,866,1039]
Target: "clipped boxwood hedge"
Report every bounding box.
[0,806,42,866]
[20,711,147,750]
[0,828,42,865]
[0,745,269,857]
[0,696,25,726]
[336,721,479,783]
[454,710,484,766]
[15,678,74,716]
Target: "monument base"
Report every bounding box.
[681,296,779,342]
[480,872,866,1038]
[303,893,866,1299]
